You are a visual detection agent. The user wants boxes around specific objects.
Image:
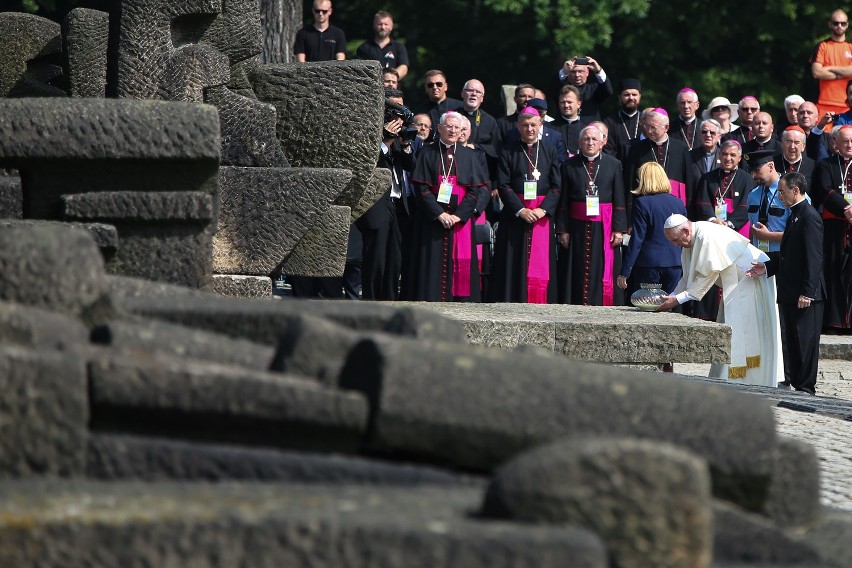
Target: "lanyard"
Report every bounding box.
[522,142,541,180]
[439,143,456,179]
[621,111,639,140]
[585,157,600,195]
[716,169,736,203]
[838,155,852,192]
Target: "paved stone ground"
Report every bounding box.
[675,337,852,512]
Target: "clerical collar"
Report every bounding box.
[680,116,696,124]
[441,141,455,149]
[790,196,808,208]
[655,137,669,146]
[584,153,600,161]
[621,109,638,118]
[563,116,580,123]
[756,137,771,144]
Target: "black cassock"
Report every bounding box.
[623,137,692,223]
[689,167,753,320]
[555,153,627,305]
[812,156,852,330]
[489,141,561,303]
[405,141,489,301]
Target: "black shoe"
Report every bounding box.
[777,381,792,390]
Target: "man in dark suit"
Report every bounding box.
[357,89,416,300]
[688,118,722,193]
[747,172,825,395]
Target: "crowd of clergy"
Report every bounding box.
[291,2,852,339]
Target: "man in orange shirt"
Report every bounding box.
[811,9,852,117]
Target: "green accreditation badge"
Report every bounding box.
[586,195,600,216]
[845,191,852,205]
[715,200,727,222]
[523,181,537,200]
[437,176,454,204]
[757,240,770,252]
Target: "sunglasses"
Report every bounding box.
[700,129,718,135]
[740,107,759,113]
[313,8,329,14]
[832,20,849,26]
[426,81,444,88]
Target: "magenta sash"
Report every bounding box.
[524,195,549,303]
[670,180,687,205]
[475,211,486,273]
[568,201,615,306]
[450,184,472,297]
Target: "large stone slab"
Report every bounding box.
[0,481,608,568]
[0,301,90,353]
[63,8,109,98]
[0,169,21,219]
[88,350,368,452]
[0,346,88,477]
[87,433,471,485]
[213,166,350,275]
[483,437,713,568]
[408,302,731,364]
[279,204,350,277]
[0,12,64,97]
[211,274,272,298]
[250,60,384,215]
[339,336,777,510]
[352,167,393,221]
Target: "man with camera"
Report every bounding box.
[548,56,613,120]
[356,89,417,301]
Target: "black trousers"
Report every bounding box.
[360,197,403,301]
[778,301,823,393]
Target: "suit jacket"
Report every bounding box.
[358,139,416,229]
[548,73,613,119]
[805,130,831,162]
[688,146,721,193]
[765,198,825,304]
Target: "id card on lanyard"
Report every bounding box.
[524,181,537,200]
[586,195,600,216]
[715,199,728,221]
[437,175,457,204]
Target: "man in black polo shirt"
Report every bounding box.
[294,0,346,62]
[355,11,410,79]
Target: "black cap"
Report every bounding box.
[527,97,548,111]
[619,78,641,92]
[744,149,774,169]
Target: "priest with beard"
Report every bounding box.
[556,124,627,305]
[404,111,489,301]
[603,79,642,161]
[690,139,753,320]
[489,107,562,303]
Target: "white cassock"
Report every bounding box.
[673,221,782,386]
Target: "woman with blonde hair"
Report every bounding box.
[616,162,688,299]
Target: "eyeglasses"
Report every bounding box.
[740,107,759,113]
[832,20,849,26]
[313,8,329,13]
[426,81,444,88]
[700,129,719,135]
[462,88,484,95]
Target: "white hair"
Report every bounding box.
[784,94,805,108]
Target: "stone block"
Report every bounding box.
[106,274,214,301]
[213,166,350,275]
[117,293,466,345]
[190,0,262,65]
[250,60,384,214]
[0,482,608,568]
[113,0,228,100]
[63,8,109,98]
[205,86,289,166]
[87,433,471,485]
[280,205,350,277]
[764,437,821,529]
[0,169,22,219]
[805,508,852,567]
[211,275,272,298]
[712,500,820,565]
[63,191,215,288]
[410,302,731,364]
[482,437,713,568]
[91,317,276,371]
[0,12,64,97]
[352,167,392,221]
[0,300,90,353]
[88,350,368,452]
[0,222,113,325]
[339,337,777,510]
[0,346,88,477]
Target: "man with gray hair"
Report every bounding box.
[670,87,701,151]
[773,125,815,180]
[624,109,692,221]
[780,94,804,129]
[688,118,723,191]
[658,215,780,386]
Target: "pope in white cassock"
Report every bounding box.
[657,214,781,386]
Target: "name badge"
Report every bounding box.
[523,181,537,200]
[757,240,770,252]
[845,192,852,205]
[437,176,453,204]
[586,195,600,216]
[715,201,727,221]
